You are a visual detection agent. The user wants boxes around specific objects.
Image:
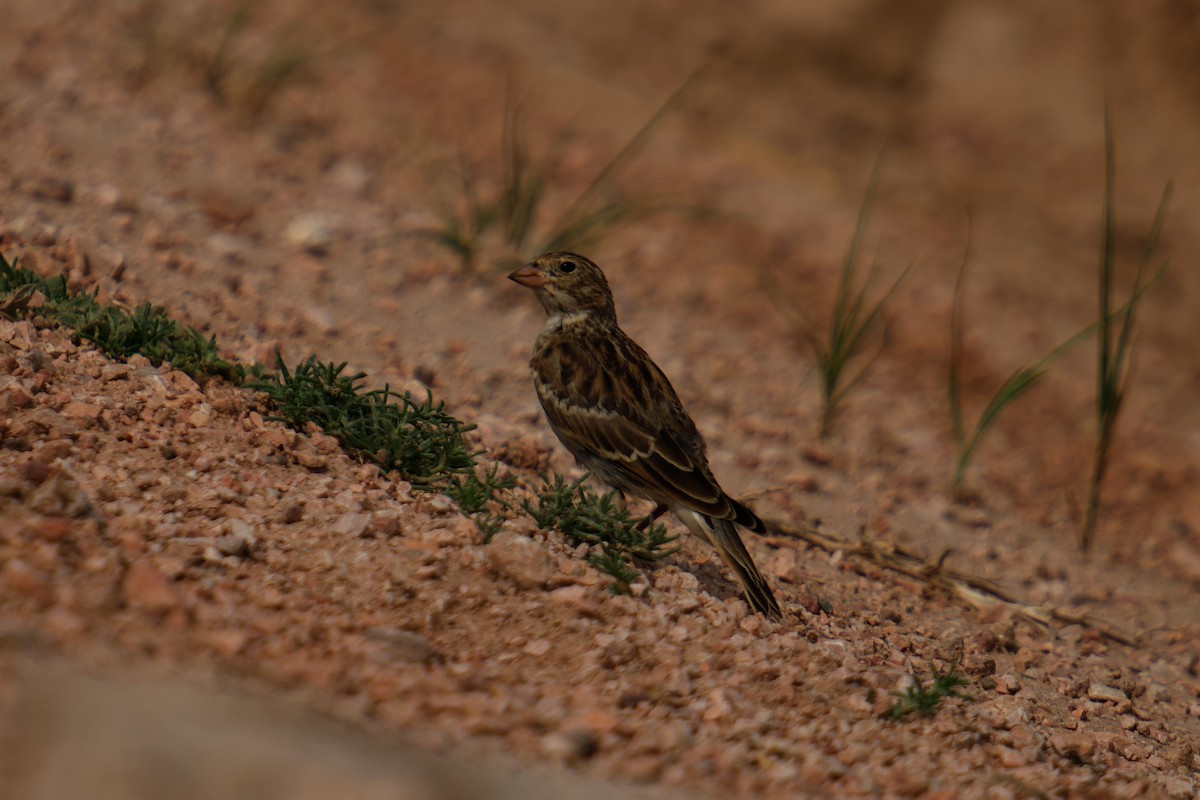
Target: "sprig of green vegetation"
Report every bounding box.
[444,464,517,541]
[586,549,642,594]
[424,160,498,270]
[202,0,257,102]
[537,65,708,256]
[948,233,1095,497]
[420,65,707,276]
[888,664,972,720]
[200,0,311,115]
[250,354,476,485]
[524,473,677,593]
[811,157,908,437]
[1081,120,1171,551]
[948,197,1168,501]
[495,102,561,254]
[0,252,241,382]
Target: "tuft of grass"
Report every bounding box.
[1081,120,1171,551]
[419,65,707,276]
[444,464,517,542]
[887,664,972,721]
[0,252,240,382]
[199,0,312,115]
[809,157,908,437]
[250,354,476,485]
[424,160,497,270]
[494,102,561,255]
[523,473,677,594]
[202,0,257,103]
[536,65,706,256]
[948,229,1095,497]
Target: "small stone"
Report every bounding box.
[154,556,188,580]
[426,494,456,513]
[1087,681,1128,704]
[122,559,180,612]
[187,409,211,427]
[2,383,35,409]
[541,730,599,761]
[284,214,333,254]
[330,160,370,194]
[803,446,833,466]
[204,629,249,657]
[30,409,80,438]
[995,674,1022,694]
[372,512,402,537]
[281,503,304,524]
[303,305,335,333]
[100,363,130,382]
[68,236,126,278]
[795,589,821,615]
[948,504,992,529]
[294,451,327,471]
[415,563,442,580]
[60,401,102,426]
[200,188,255,228]
[215,520,257,557]
[19,461,53,485]
[27,349,53,373]
[92,183,126,210]
[29,470,93,518]
[1163,776,1197,800]
[995,745,1025,769]
[1049,731,1096,762]
[332,512,370,538]
[702,688,734,721]
[93,243,126,278]
[367,628,442,664]
[548,585,591,607]
[524,638,552,656]
[258,588,285,610]
[487,529,556,589]
[205,233,245,263]
[332,489,363,513]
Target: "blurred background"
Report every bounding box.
[1,0,1199,795]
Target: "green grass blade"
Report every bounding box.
[1081,113,1171,550]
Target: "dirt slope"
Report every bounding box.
[1,1,1199,797]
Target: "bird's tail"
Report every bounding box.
[677,509,781,620]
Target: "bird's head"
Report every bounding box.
[508,252,616,320]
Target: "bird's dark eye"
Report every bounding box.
[559,260,577,274]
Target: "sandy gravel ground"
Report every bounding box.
[1,1,1199,797]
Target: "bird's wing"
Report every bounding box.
[532,328,739,518]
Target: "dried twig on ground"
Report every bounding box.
[764,517,1138,646]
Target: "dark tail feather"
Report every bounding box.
[729,496,767,534]
[707,517,781,620]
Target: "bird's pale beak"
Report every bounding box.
[507,264,545,288]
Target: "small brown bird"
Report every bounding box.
[509,252,781,619]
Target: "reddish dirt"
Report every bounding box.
[1,1,1199,797]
